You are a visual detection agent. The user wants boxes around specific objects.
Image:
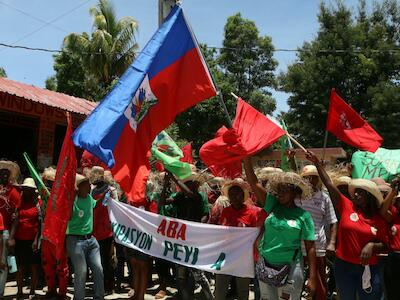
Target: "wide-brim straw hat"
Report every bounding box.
[222,178,250,201]
[75,174,89,189]
[207,176,225,187]
[348,179,384,207]
[256,167,283,181]
[182,172,205,184]
[42,167,56,182]
[332,176,352,187]
[89,166,105,184]
[301,165,319,177]
[0,160,20,183]
[266,172,313,200]
[21,177,37,189]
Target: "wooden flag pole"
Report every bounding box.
[285,132,308,153]
[322,131,329,162]
[231,92,239,99]
[218,92,232,127]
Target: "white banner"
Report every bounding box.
[108,200,259,278]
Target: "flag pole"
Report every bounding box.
[218,92,232,127]
[322,131,328,162]
[286,132,308,153]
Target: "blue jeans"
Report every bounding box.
[334,257,382,300]
[258,260,304,300]
[66,236,104,300]
[0,230,9,296]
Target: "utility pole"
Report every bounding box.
[158,0,178,26]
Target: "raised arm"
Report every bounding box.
[305,151,341,207]
[243,157,267,207]
[169,174,200,200]
[379,178,399,223]
[159,172,173,206]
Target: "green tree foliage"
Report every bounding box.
[280,0,400,148]
[175,13,277,149]
[64,0,138,88]
[47,0,138,101]
[0,67,6,77]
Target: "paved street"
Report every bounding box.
[3,274,256,299]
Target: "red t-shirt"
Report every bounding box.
[0,184,21,230]
[15,199,41,240]
[0,213,4,231]
[92,188,113,241]
[253,206,268,227]
[388,206,400,251]
[219,204,257,227]
[336,194,388,265]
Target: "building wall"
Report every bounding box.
[0,93,86,169]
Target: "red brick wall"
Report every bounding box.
[0,92,86,168]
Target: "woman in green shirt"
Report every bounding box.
[66,174,104,300]
[244,158,317,300]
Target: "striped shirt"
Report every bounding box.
[295,190,338,257]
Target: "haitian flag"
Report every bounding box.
[72,6,216,206]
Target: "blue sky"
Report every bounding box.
[0,0,361,113]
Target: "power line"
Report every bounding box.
[0,0,93,52]
[1,41,400,55]
[0,1,68,33]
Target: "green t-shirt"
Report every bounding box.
[259,194,315,265]
[67,195,97,235]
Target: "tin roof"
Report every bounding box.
[0,77,97,115]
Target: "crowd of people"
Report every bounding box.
[0,149,399,300]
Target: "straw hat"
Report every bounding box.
[207,176,225,187]
[0,160,20,183]
[214,195,231,208]
[332,176,352,187]
[222,178,250,201]
[370,178,388,186]
[266,172,313,199]
[182,172,205,184]
[89,166,105,184]
[256,167,283,180]
[348,179,384,207]
[21,178,37,189]
[301,165,319,177]
[75,174,89,188]
[42,167,56,182]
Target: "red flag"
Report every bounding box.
[180,143,194,164]
[80,150,108,170]
[327,89,383,152]
[200,98,285,175]
[43,115,77,259]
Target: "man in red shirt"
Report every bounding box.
[90,166,115,294]
[215,178,256,300]
[0,160,21,297]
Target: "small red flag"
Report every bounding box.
[43,115,77,259]
[327,89,383,152]
[200,98,285,176]
[180,143,194,164]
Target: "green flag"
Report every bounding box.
[351,148,400,181]
[152,131,183,158]
[152,131,192,179]
[151,148,192,179]
[23,152,50,197]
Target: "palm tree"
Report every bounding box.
[63,0,138,88]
